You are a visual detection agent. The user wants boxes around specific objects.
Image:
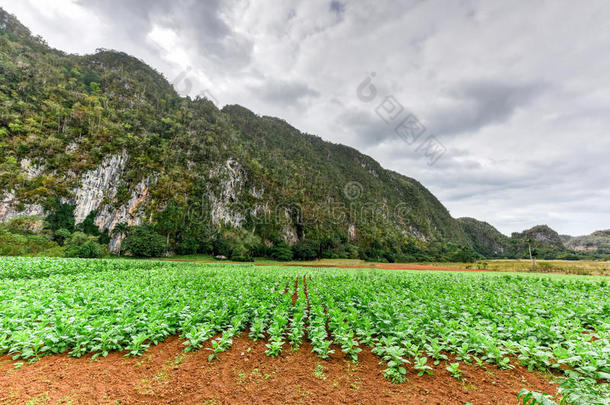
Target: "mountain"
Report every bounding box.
[1,9,604,262]
[0,8,472,259]
[561,230,610,253]
[511,225,565,249]
[457,217,511,257]
[456,219,585,260]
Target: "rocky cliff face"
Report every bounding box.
[512,225,565,248]
[0,151,155,252]
[208,158,247,227]
[0,159,45,221]
[69,152,127,224]
[0,191,44,221]
[0,150,294,252]
[562,230,610,252]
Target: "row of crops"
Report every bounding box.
[0,257,608,403]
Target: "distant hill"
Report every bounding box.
[511,225,565,249]
[457,217,510,257]
[561,230,610,253]
[456,220,596,260]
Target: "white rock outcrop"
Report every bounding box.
[209,158,246,227]
[0,191,45,222]
[71,152,127,224]
[96,175,156,252]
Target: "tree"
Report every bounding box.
[271,241,293,261]
[213,226,260,261]
[54,228,71,246]
[177,237,200,255]
[121,226,167,257]
[78,211,100,236]
[64,232,105,258]
[292,240,320,261]
[45,199,75,233]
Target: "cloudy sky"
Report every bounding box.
[2,0,609,236]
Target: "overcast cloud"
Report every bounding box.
[2,0,609,236]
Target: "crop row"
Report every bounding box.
[0,257,608,403]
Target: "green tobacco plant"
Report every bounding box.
[446,362,463,380]
[1,258,609,402]
[414,356,433,376]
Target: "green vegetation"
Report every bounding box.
[63,231,105,258]
[0,216,62,256]
[459,219,610,261]
[0,257,608,403]
[563,230,610,254]
[121,226,167,258]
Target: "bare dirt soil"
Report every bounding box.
[254,262,479,272]
[0,335,558,405]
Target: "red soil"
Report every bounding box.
[256,262,475,271]
[0,335,558,404]
[164,258,474,272]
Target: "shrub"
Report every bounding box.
[177,237,200,255]
[231,246,253,262]
[0,225,61,256]
[54,228,71,246]
[121,226,167,258]
[271,242,293,261]
[78,211,101,236]
[64,232,105,258]
[292,240,320,261]
[213,227,260,261]
[6,216,44,234]
[444,246,480,263]
[212,236,232,258]
[344,244,361,259]
[45,199,75,232]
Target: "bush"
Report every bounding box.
[6,216,44,234]
[64,232,105,258]
[78,211,101,236]
[0,225,61,256]
[292,240,320,261]
[344,244,361,259]
[121,226,167,257]
[213,227,260,261]
[45,200,75,232]
[212,237,232,258]
[54,228,71,246]
[177,237,200,255]
[271,241,293,261]
[444,246,480,263]
[231,246,253,262]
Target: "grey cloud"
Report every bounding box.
[77,0,253,68]
[251,79,320,106]
[329,1,345,17]
[337,109,397,147]
[427,80,548,137]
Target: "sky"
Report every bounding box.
[1,0,609,236]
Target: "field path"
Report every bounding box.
[254,262,479,271]
[162,258,478,272]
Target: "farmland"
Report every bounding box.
[0,257,609,404]
[156,255,610,277]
